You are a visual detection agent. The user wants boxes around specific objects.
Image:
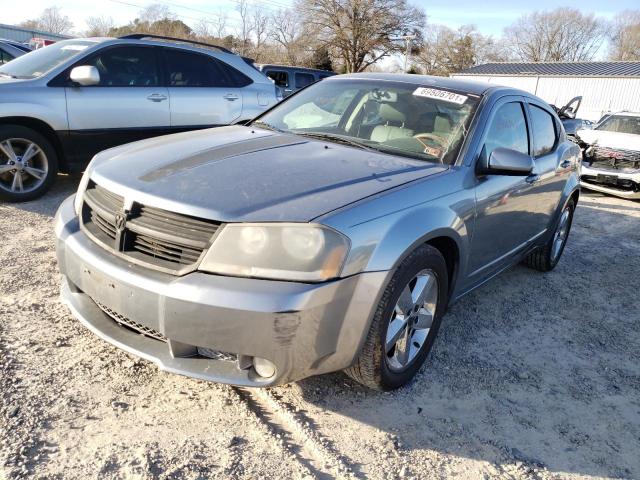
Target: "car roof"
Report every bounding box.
[329,72,504,96]
[258,64,335,75]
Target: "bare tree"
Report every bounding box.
[609,10,640,61]
[235,0,253,55]
[20,6,74,35]
[416,24,507,76]
[85,16,115,37]
[138,4,175,24]
[270,9,305,65]
[504,8,608,62]
[297,0,425,72]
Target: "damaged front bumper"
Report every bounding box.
[580,146,640,200]
[55,195,387,387]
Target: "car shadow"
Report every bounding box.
[287,196,640,479]
[5,173,80,218]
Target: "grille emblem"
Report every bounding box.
[114,212,127,231]
[113,210,129,251]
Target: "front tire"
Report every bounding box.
[345,244,449,390]
[524,198,575,272]
[0,125,58,202]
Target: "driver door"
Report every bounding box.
[467,97,546,283]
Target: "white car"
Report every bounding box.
[0,34,279,202]
[578,112,640,200]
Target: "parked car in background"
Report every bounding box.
[56,73,581,391]
[578,111,640,199]
[257,64,336,98]
[0,34,279,202]
[0,39,31,65]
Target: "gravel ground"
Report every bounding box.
[1,175,639,480]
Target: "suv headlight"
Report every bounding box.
[199,223,350,282]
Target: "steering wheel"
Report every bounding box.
[413,133,448,161]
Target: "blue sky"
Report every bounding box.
[3,0,638,37]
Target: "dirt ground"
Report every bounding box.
[1,175,639,480]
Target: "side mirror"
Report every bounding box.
[70,65,100,86]
[479,147,534,176]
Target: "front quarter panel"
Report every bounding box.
[321,168,474,299]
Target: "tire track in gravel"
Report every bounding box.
[233,387,359,479]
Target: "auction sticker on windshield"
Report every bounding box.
[413,87,468,105]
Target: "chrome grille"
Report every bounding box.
[94,299,167,342]
[80,182,221,274]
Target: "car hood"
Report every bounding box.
[89,126,447,222]
[577,128,640,151]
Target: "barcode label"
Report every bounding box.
[413,87,468,104]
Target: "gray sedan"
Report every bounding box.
[55,73,581,390]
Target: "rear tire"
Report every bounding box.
[345,244,449,391]
[0,125,58,202]
[524,198,575,272]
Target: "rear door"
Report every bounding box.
[524,100,567,221]
[162,48,245,127]
[65,45,170,159]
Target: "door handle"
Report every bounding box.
[525,174,540,184]
[223,93,239,101]
[147,93,167,102]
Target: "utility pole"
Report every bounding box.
[391,34,417,72]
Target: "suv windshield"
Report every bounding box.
[254,79,479,164]
[0,40,96,79]
[596,115,640,135]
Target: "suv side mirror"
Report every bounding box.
[479,147,534,176]
[70,65,100,86]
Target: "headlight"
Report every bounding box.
[199,223,350,282]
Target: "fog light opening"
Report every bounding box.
[253,357,277,379]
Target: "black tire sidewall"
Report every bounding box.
[0,125,58,202]
[378,246,449,390]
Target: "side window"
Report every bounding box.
[529,105,557,156]
[165,49,228,87]
[484,102,529,156]
[266,70,288,88]
[85,46,159,86]
[295,72,315,89]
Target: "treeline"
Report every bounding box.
[20,3,640,75]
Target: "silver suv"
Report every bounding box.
[55,74,581,390]
[0,34,278,202]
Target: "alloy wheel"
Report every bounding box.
[385,269,439,371]
[0,138,49,195]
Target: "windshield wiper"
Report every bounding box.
[295,132,376,152]
[0,73,15,79]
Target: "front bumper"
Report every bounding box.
[55,195,387,386]
[580,163,640,200]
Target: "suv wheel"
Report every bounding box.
[345,244,448,390]
[524,198,575,272]
[0,125,58,202]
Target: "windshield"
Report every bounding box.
[0,40,96,79]
[254,79,479,164]
[596,115,640,135]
